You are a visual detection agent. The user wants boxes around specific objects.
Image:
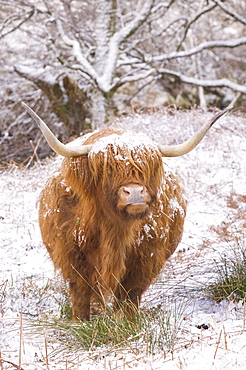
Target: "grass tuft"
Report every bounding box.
[35,297,188,357]
[207,239,246,302]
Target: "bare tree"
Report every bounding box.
[1,0,158,129]
[0,0,245,135]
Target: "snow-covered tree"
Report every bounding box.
[0,0,245,162]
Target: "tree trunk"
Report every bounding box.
[15,67,91,136]
[91,89,107,129]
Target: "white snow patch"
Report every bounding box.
[89,131,158,154]
[0,110,246,369]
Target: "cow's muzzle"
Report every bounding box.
[117,183,152,216]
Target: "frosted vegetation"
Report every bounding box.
[0,2,245,368]
[0,0,246,163]
[0,109,245,369]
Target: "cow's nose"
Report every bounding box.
[122,185,148,204]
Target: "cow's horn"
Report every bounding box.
[21,102,92,157]
[158,107,233,157]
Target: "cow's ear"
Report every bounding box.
[62,156,95,195]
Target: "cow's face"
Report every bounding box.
[63,131,164,221]
[90,142,163,221]
[98,175,158,221]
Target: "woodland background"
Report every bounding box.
[0,0,245,164]
[1,2,246,368]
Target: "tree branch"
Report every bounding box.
[98,0,155,92]
[152,37,246,62]
[177,3,217,50]
[115,67,155,88]
[151,0,176,14]
[159,68,246,94]
[114,0,155,43]
[56,19,98,82]
[212,0,246,25]
[0,7,35,38]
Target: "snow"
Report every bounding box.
[89,131,158,155]
[0,109,246,369]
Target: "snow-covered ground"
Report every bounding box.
[0,108,245,369]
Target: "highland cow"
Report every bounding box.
[22,103,231,320]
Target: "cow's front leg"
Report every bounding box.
[114,284,143,319]
[69,281,91,321]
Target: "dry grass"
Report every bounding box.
[205,238,246,302]
[0,108,246,369]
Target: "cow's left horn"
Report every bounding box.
[22,102,92,157]
[158,107,233,157]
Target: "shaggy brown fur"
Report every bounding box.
[39,128,186,320]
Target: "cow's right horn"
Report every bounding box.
[22,102,92,157]
[158,106,233,157]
